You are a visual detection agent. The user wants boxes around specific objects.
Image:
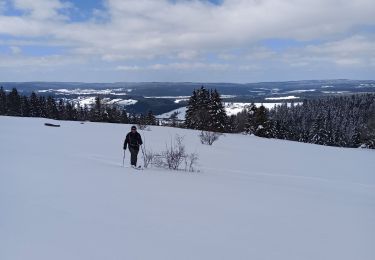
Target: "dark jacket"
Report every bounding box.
[124,132,143,150]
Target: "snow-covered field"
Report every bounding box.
[158,102,303,119]
[0,116,374,260]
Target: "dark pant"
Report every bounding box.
[129,146,139,166]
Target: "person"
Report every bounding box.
[123,125,143,168]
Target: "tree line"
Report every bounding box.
[0,87,157,125]
[185,87,228,132]
[184,86,375,149]
[1,86,374,149]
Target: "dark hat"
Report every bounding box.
[131,125,137,130]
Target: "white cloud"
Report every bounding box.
[0,54,84,67]
[0,0,374,58]
[148,62,230,71]
[0,0,374,81]
[9,45,21,54]
[115,65,141,71]
[12,0,72,20]
[0,0,7,13]
[281,35,375,68]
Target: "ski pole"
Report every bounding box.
[122,149,126,167]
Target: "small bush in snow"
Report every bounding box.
[199,131,221,145]
[137,123,150,131]
[184,152,199,172]
[141,135,199,172]
[163,135,186,170]
[142,149,155,168]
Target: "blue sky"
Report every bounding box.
[0,0,374,82]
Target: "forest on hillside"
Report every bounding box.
[1,86,374,149]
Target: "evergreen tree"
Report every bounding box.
[90,96,103,122]
[208,89,228,132]
[6,88,21,116]
[146,110,156,125]
[120,110,129,124]
[38,96,47,118]
[29,92,40,117]
[254,105,271,137]
[21,96,30,117]
[0,87,7,115]
[185,89,198,129]
[65,102,78,121]
[46,96,59,119]
[185,86,214,131]
[244,104,257,134]
[57,99,66,120]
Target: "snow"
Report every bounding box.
[322,91,350,94]
[265,96,299,100]
[224,102,303,115]
[287,89,316,93]
[158,102,304,118]
[1,116,374,260]
[76,96,97,107]
[116,99,138,106]
[356,84,375,88]
[157,107,187,119]
[145,96,191,99]
[174,98,189,103]
[37,88,129,96]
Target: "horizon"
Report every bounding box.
[1,78,375,85]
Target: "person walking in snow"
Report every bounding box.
[123,125,143,168]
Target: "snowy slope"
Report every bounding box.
[0,116,374,260]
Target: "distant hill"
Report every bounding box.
[1,79,374,114]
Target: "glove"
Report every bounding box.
[123,146,126,150]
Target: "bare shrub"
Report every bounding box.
[199,131,221,145]
[142,149,155,168]
[163,135,186,170]
[184,152,199,172]
[140,134,199,172]
[137,123,150,131]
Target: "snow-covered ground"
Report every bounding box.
[158,102,303,119]
[72,97,138,107]
[157,106,187,119]
[0,116,374,260]
[265,95,299,100]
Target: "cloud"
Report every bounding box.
[115,65,141,71]
[1,0,374,56]
[281,35,375,68]
[12,0,72,20]
[0,0,374,81]
[0,0,7,13]
[9,45,21,54]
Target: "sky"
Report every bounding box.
[0,0,374,83]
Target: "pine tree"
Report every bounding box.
[0,87,7,115]
[21,96,30,117]
[208,89,228,132]
[38,96,47,118]
[120,110,129,124]
[146,110,156,125]
[254,105,271,137]
[6,88,21,116]
[90,96,103,122]
[65,102,78,121]
[46,96,59,119]
[185,86,212,131]
[57,99,66,120]
[29,92,40,117]
[185,89,198,129]
[244,104,257,134]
